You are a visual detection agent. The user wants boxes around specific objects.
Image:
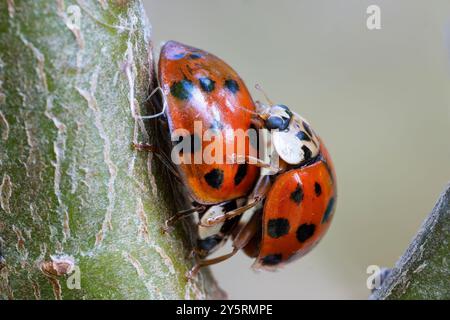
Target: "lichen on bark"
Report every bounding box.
[0,0,222,300]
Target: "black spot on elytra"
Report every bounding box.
[321,197,335,224]
[314,182,322,197]
[189,53,202,59]
[302,145,312,162]
[224,79,239,94]
[296,131,311,142]
[170,80,194,100]
[234,164,248,186]
[296,223,316,243]
[204,168,224,189]
[199,77,215,93]
[267,218,290,239]
[261,254,282,266]
[290,183,304,204]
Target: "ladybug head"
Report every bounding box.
[256,101,293,131]
[254,85,293,131]
[264,104,293,131]
[255,99,321,165]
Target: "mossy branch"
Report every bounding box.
[0,0,222,300]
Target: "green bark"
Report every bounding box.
[371,183,450,299]
[0,0,222,300]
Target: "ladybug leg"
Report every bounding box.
[251,113,266,128]
[132,142,158,152]
[131,142,183,184]
[162,205,207,233]
[202,176,271,227]
[133,86,167,120]
[244,155,281,172]
[188,247,202,259]
[131,86,166,150]
[228,154,281,173]
[187,211,260,279]
[199,201,259,227]
[187,249,239,279]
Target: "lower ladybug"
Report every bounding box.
[135,41,261,254]
[134,41,337,276]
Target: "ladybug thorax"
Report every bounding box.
[260,103,321,165]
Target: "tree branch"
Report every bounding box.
[371,183,450,299]
[0,0,223,300]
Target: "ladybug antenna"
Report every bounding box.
[255,83,274,106]
[235,104,259,116]
[136,86,167,119]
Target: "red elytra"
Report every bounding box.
[253,142,337,268]
[158,41,259,205]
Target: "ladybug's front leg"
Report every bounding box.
[132,142,158,152]
[202,175,272,227]
[199,201,259,227]
[188,249,239,280]
[229,154,281,173]
[162,204,207,233]
[132,141,183,184]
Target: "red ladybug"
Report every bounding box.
[158,41,259,205]
[194,100,337,273]
[136,41,337,276]
[138,41,261,256]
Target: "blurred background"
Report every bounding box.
[144,0,450,299]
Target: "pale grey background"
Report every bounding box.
[144,0,450,299]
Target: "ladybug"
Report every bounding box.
[249,136,337,270]
[135,41,336,276]
[138,41,261,253]
[192,100,337,274]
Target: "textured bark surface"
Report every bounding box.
[0,0,222,300]
[371,183,450,299]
